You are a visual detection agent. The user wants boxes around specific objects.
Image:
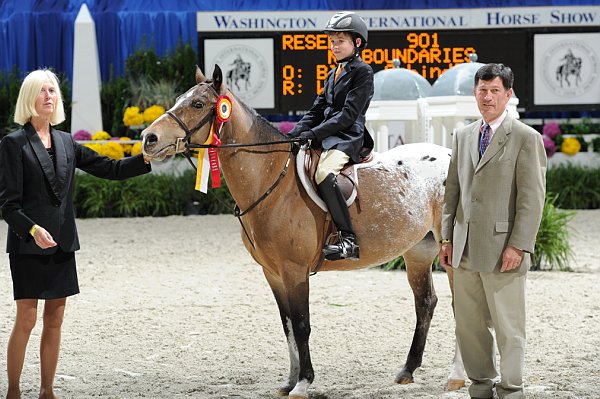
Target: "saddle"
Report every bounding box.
[296,147,376,212]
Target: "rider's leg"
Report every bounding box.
[315,150,359,260]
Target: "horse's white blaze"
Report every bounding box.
[152,113,171,124]
[289,379,310,397]
[171,90,194,110]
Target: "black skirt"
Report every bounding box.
[9,249,80,300]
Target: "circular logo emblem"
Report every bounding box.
[541,40,598,97]
[212,45,268,102]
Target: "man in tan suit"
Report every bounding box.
[439,64,546,399]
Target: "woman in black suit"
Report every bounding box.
[0,69,151,399]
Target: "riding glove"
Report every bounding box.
[297,130,316,145]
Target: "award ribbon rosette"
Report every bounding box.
[195,95,232,193]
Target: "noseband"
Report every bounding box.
[168,108,215,154]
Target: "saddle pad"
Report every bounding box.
[295,145,380,212]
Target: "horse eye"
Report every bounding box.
[192,101,204,109]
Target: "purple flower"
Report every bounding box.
[543,134,557,157]
[542,122,561,139]
[73,129,92,141]
[278,121,296,135]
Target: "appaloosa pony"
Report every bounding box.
[141,66,465,398]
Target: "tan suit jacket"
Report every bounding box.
[442,115,547,272]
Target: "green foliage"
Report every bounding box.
[574,135,588,151]
[381,255,441,271]
[381,255,406,271]
[558,120,572,135]
[554,134,564,148]
[100,71,130,136]
[592,136,600,154]
[546,165,600,209]
[73,169,234,218]
[125,44,161,81]
[101,42,197,136]
[559,118,600,136]
[56,72,72,132]
[128,75,178,110]
[0,66,21,138]
[532,194,575,271]
[571,118,592,135]
[124,41,197,94]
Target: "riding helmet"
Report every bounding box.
[324,11,368,49]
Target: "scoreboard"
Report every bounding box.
[279,30,528,112]
[199,28,598,113]
[200,29,528,113]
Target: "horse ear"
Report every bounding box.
[213,64,223,92]
[195,65,206,84]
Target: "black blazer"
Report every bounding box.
[290,55,374,163]
[0,123,150,255]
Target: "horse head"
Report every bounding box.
[142,65,227,161]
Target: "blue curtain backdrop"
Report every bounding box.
[0,0,597,82]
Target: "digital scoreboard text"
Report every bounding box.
[280,31,484,111]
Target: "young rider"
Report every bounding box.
[289,11,374,260]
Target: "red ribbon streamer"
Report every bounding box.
[209,126,222,188]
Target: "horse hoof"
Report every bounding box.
[288,395,308,399]
[277,387,291,396]
[445,378,466,391]
[394,371,414,385]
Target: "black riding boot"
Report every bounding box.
[317,173,360,261]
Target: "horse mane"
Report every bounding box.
[229,91,288,143]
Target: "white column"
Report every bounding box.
[417,98,431,144]
[71,3,103,134]
[375,123,389,153]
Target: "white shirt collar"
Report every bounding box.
[484,110,508,135]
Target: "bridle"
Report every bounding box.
[165,84,294,166]
[162,83,301,248]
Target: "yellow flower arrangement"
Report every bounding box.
[143,105,166,124]
[123,106,145,127]
[102,142,125,159]
[130,141,143,156]
[92,131,111,141]
[561,137,581,156]
[84,143,103,154]
[119,137,133,155]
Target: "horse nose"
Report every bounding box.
[142,132,159,152]
[144,132,158,145]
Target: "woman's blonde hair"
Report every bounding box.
[14,69,66,126]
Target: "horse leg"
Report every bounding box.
[263,268,314,398]
[443,266,466,391]
[394,240,438,384]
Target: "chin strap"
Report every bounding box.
[336,52,358,65]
